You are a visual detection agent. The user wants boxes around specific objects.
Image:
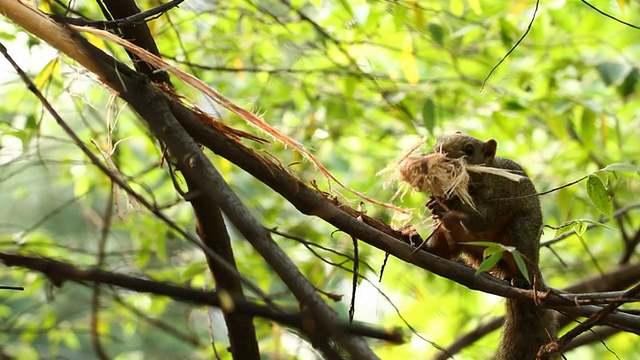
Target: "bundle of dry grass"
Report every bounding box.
[394,148,524,209]
[397,151,475,207]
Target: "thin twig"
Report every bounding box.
[481,0,540,90]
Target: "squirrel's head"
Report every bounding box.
[434,132,496,166]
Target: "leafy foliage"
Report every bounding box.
[0,0,640,359]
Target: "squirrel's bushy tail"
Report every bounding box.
[496,299,557,360]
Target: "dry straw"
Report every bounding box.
[392,145,524,209]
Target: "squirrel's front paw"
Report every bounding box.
[393,225,423,247]
[427,196,446,219]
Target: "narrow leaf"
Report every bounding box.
[337,0,354,17]
[422,99,436,133]
[476,251,502,274]
[603,163,640,173]
[553,223,576,238]
[512,252,530,284]
[34,57,59,90]
[400,40,419,86]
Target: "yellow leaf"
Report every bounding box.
[234,56,244,79]
[35,57,59,90]
[411,1,425,30]
[85,32,108,51]
[468,0,482,15]
[400,41,419,86]
[601,114,608,142]
[450,0,464,16]
[38,1,51,13]
[618,0,627,11]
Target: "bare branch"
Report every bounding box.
[0,252,403,344]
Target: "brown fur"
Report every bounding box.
[400,132,558,359]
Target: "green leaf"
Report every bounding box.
[182,261,208,280]
[499,18,517,47]
[575,221,588,236]
[586,174,612,217]
[345,75,356,99]
[603,163,640,173]
[465,241,505,248]
[422,98,436,133]
[392,5,408,30]
[450,0,464,16]
[512,252,530,283]
[553,223,576,237]
[552,219,615,238]
[468,0,482,15]
[580,106,597,144]
[336,0,354,18]
[352,4,370,26]
[476,251,502,274]
[618,69,638,98]
[596,62,631,86]
[34,57,59,90]
[428,23,444,46]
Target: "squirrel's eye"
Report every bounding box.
[463,143,474,156]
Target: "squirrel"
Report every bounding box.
[401,132,557,360]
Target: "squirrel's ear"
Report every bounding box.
[482,139,497,159]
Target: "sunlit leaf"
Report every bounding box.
[586,174,612,217]
[554,223,576,237]
[85,32,108,51]
[450,0,464,16]
[337,0,354,17]
[412,1,425,30]
[603,163,640,173]
[468,0,482,15]
[575,221,588,236]
[400,40,419,86]
[34,57,59,90]
[182,261,207,280]
[597,62,631,86]
[618,0,627,11]
[476,250,502,274]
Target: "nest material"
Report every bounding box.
[395,150,525,209]
[398,152,475,206]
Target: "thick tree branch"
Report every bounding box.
[0,252,402,344]
[134,83,374,359]
[191,189,260,359]
[97,0,261,354]
[94,0,172,84]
